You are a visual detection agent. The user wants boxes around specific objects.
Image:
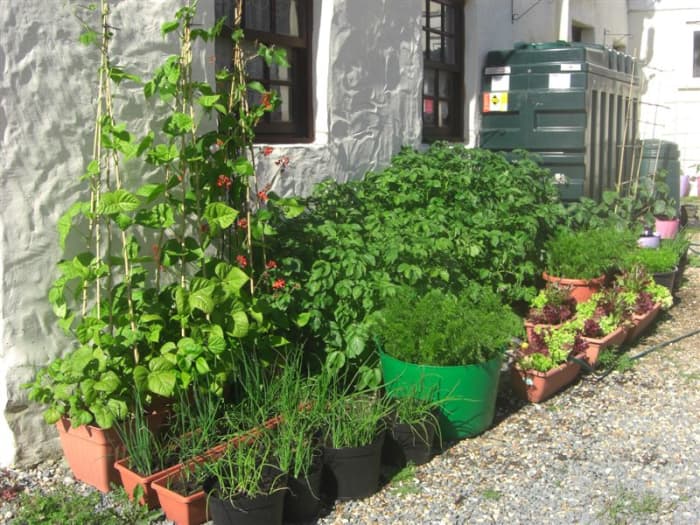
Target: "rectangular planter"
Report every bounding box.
[151,464,209,525]
[581,325,627,366]
[510,360,581,403]
[114,457,183,509]
[55,417,124,493]
[624,303,662,344]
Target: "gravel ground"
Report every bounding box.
[2,259,700,525]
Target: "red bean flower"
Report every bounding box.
[272,278,286,290]
[263,146,274,157]
[216,174,232,189]
[265,260,278,270]
[257,190,269,203]
[236,255,248,268]
[236,217,248,229]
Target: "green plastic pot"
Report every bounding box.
[379,352,502,441]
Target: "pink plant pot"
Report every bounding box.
[654,218,679,239]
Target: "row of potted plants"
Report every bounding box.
[66,351,443,525]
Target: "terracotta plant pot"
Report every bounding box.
[510,360,582,403]
[114,458,183,508]
[581,326,627,367]
[625,303,662,344]
[541,272,605,304]
[151,465,209,525]
[55,417,124,493]
[654,217,679,239]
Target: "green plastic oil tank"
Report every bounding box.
[480,41,640,202]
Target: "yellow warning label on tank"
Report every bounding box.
[483,92,509,112]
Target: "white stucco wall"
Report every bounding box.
[629,0,700,175]
[0,0,206,466]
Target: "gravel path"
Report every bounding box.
[2,263,700,525]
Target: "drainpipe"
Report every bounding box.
[558,0,570,41]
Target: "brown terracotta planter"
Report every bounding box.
[55,417,124,493]
[151,464,209,525]
[510,360,581,403]
[542,272,605,304]
[581,325,627,366]
[624,303,662,344]
[114,458,183,508]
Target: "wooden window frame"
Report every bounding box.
[422,0,464,142]
[217,0,314,143]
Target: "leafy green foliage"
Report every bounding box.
[564,178,678,230]
[375,286,523,366]
[623,244,678,274]
[24,1,302,428]
[544,226,638,278]
[12,484,162,525]
[271,143,563,373]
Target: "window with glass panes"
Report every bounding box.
[422,0,463,141]
[215,0,313,142]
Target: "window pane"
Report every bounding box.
[428,1,441,31]
[444,4,455,34]
[439,101,450,127]
[270,48,291,81]
[276,0,300,36]
[438,71,450,97]
[244,0,270,32]
[270,86,292,122]
[428,32,441,61]
[246,54,265,81]
[423,97,435,124]
[444,36,455,65]
[694,31,700,78]
[424,69,435,96]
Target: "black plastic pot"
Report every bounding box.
[206,490,286,525]
[322,432,385,501]
[652,267,677,294]
[283,460,323,523]
[389,420,436,466]
[203,468,287,525]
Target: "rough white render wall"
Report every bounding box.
[269,0,423,197]
[0,0,212,466]
[629,0,700,175]
[0,0,423,466]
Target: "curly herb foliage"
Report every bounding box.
[545,226,638,279]
[375,285,523,367]
[623,242,679,274]
[271,143,562,376]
